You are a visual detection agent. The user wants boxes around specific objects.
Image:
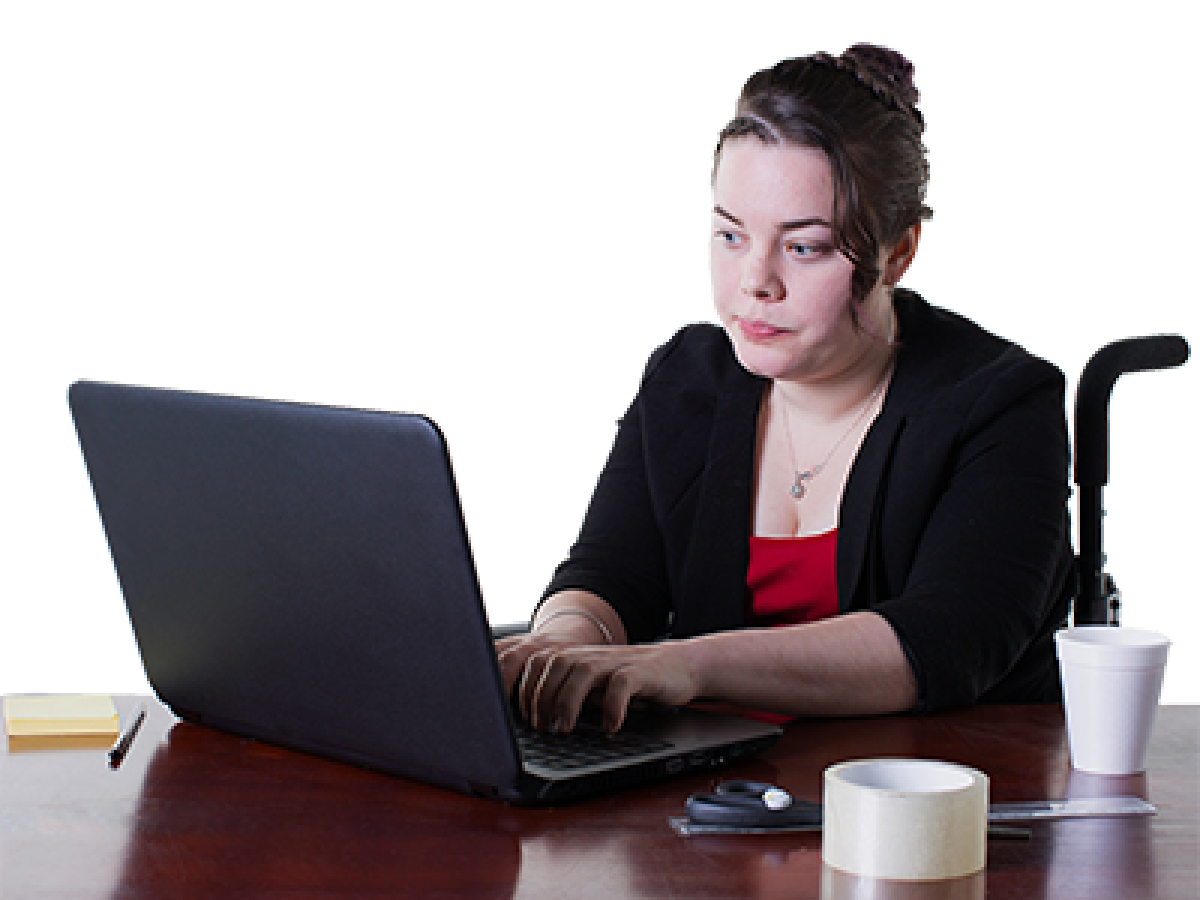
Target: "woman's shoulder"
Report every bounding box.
[626,324,761,432]
[640,323,754,387]
[892,289,1065,413]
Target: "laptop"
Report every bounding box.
[68,381,781,803]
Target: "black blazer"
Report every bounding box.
[544,290,1074,711]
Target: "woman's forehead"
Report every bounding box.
[713,139,834,227]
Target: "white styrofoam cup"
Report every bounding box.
[1054,626,1170,775]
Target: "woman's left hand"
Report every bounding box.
[516,641,700,734]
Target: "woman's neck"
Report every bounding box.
[770,337,896,424]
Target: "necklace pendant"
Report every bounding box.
[790,478,806,500]
[790,465,821,500]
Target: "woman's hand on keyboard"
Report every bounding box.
[507,641,700,735]
[496,629,594,709]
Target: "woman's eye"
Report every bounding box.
[714,230,742,247]
[787,242,827,259]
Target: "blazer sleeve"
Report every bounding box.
[539,332,688,642]
[869,348,1072,711]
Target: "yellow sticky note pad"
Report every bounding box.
[4,695,121,738]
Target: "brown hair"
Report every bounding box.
[715,44,932,302]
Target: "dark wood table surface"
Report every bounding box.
[2,698,1196,898]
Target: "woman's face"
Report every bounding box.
[710,138,890,384]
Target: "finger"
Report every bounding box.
[525,649,563,730]
[548,655,609,733]
[496,634,567,698]
[529,648,608,733]
[495,640,537,697]
[602,665,642,733]
[494,635,524,654]
[516,651,540,723]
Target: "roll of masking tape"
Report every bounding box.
[822,759,989,881]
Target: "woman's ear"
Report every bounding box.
[882,223,921,286]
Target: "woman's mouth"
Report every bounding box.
[737,318,792,342]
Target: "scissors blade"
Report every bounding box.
[669,816,821,836]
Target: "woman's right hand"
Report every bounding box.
[495,629,592,704]
[494,592,627,724]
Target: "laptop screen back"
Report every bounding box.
[69,381,523,794]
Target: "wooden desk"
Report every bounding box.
[2,699,1196,898]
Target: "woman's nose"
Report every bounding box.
[740,255,782,300]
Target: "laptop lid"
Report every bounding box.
[69,381,780,803]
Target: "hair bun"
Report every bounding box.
[841,44,919,110]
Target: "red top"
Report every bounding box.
[738,529,839,725]
[746,529,839,626]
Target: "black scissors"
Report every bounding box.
[685,780,823,830]
[682,780,1032,839]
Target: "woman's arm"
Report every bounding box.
[494,332,705,726]
[514,610,915,733]
[869,354,1072,710]
[685,611,916,715]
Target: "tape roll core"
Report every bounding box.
[822,759,989,881]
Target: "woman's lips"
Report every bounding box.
[737,317,792,342]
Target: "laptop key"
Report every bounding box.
[515,721,673,771]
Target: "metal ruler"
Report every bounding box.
[670,797,1155,836]
[987,797,1156,821]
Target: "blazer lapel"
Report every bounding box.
[672,367,764,637]
[838,408,904,611]
[837,289,942,610]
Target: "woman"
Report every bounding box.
[496,45,1074,734]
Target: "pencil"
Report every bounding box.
[108,703,147,767]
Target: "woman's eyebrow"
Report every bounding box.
[779,217,831,232]
[713,206,831,232]
[713,205,742,226]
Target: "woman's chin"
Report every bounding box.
[730,341,798,381]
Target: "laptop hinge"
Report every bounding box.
[468,782,502,799]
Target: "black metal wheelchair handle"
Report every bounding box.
[1074,334,1189,489]
[1072,334,1188,626]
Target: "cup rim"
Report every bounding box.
[826,758,979,793]
[1055,625,1170,648]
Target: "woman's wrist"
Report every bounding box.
[531,590,628,646]
[531,608,614,644]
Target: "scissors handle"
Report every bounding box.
[687,782,822,828]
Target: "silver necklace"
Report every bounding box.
[777,370,890,500]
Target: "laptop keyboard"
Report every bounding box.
[515,720,673,771]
